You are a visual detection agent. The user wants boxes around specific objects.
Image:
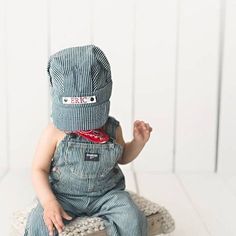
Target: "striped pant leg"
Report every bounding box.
[88,190,148,236]
[23,199,77,236]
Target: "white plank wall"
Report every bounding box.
[0,0,235,174]
[218,0,236,174]
[50,0,92,54]
[175,0,221,172]
[0,0,8,176]
[5,0,49,169]
[133,0,178,172]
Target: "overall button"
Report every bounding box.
[113,168,119,174]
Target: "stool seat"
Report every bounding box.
[10,190,175,236]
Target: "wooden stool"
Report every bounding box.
[10,191,175,236]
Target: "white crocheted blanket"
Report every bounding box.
[10,190,175,236]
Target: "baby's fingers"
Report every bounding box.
[51,215,63,234]
[61,210,73,221]
[55,214,65,233]
[44,218,54,236]
[146,123,153,132]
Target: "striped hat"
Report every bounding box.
[47,45,112,131]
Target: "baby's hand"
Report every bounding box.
[43,199,73,235]
[133,120,153,145]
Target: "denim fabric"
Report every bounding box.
[24,116,147,236]
[47,45,113,131]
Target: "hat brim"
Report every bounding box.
[51,100,110,131]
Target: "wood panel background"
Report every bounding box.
[0,0,235,176]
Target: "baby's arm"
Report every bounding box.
[116,120,152,165]
[31,123,72,235]
[31,123,59,207]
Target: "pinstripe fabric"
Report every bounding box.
[47,45,113,131]
[24,116,147,236]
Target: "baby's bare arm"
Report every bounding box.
[116,120,152,165]
[31,122,59,208]
[31,123,73,235]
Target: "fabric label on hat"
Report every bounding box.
[84,153,99,161]
[62,96,96,104]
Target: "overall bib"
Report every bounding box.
[24,116,147,236]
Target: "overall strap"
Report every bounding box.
[104,116,120,140]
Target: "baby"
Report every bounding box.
[24,45,152,236]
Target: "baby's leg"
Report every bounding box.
[23,200,77,236]
[88,190,148,236]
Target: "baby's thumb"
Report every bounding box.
[61,210,73,220]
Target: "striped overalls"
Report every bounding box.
[24,116,147,236]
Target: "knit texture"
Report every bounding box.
[10,191,175,236]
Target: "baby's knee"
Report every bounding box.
[116,192,146,223]
[24,204,49,236]
[125,204,146,224]
[118,205,147,236]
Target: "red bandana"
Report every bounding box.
[68,128,110,143]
